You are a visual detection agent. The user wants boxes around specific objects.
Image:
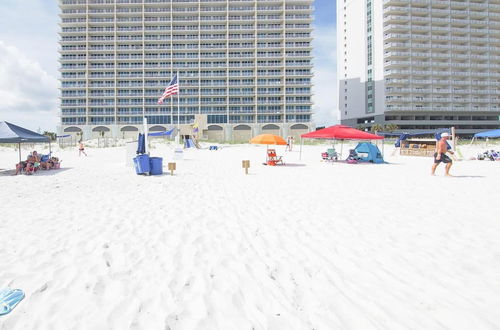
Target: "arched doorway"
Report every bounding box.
[63,126,83,141]
[120,126,139,139]
[149,125,167,132]
[91,126,111,139]
[233,124,252,142]
[290,124,309,141]
[261,124,281,137]
[205,125,224,142]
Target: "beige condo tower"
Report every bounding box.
[58,0,314,142]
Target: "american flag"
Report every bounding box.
[157,74,179,104]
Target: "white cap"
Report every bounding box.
[441,132,450,138]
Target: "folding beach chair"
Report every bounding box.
[267,149,284,166]
[346,149,363,163]
[327,148,338,161]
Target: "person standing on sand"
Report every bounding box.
[79,141,87,157]
[431,132,454,176]
[286,136,294,151]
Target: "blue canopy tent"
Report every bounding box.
[378,129,451,149]
[470,129,500,145]
[354,142,384,163]
[148,128,174,137]
[473,129,500,139]
[0,121,50,162]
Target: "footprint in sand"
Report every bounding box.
[93,278,105,295]
[103,251,112,267]
[36,282,49,294]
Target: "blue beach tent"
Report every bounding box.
[354,142,384,163]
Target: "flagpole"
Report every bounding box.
[177,70,181,145]
[143,116,148,154]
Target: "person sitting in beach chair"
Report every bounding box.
[14,153,38,175]
[29,152,41,173]
[14,161,28,175]
[39,152,53,170]
[48,156,61,169]
[267,149,283,166]
[23,161,36,175]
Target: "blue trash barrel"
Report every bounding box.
[149,157,163,175]
[133,154,150,174]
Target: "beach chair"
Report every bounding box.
[321,148,338,162]
[327,148,338,161]
[346,149,362,162]
[267,149,283,166]
[40,152,51,162]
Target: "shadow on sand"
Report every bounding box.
[0,169,16,176]
[447,175,485,178]
[0,167,72,177]
[283,163,307,167]
[334,160,390,165]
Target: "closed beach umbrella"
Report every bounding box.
[136,133,146,154]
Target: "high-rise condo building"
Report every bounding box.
[59,0,314,141]
[338,0,500,135]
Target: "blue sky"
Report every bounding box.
[0,0,336,131]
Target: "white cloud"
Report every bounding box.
[0,41,58,132]
[312,24,337,127]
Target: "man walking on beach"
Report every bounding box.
[431,132,454,176]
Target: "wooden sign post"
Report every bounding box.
[168,162,176,176]
[242,160,250,175]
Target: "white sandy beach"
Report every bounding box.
[1,142,499,330]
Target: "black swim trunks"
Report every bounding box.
[434,152,452,164]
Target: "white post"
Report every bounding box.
[299,137,303,160]
[340,139,344,159]
[143,117,148,154]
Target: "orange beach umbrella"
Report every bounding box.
[249,134,287,146]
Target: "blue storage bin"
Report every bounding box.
[134,154,150,174]
[149,157,163,175]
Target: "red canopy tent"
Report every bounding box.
[301,125,384,140]
[299,125,384,159]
